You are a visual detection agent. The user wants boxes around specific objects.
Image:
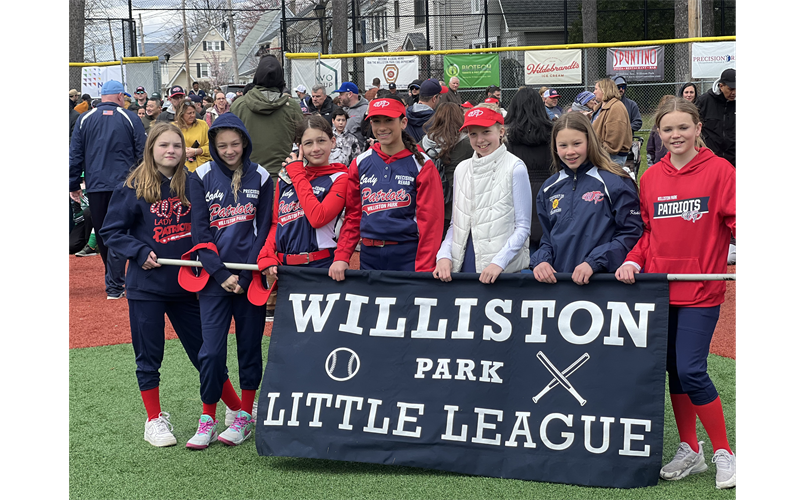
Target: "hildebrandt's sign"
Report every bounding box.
[256,268,670,488]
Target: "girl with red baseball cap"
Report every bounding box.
[328,95,444,279]
[433,104,532,283]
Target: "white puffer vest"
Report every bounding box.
[450,144,530,273]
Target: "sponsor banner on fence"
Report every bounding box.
[81,66,127,98]
[524,49,582,85]
[256,268,670,488]
[606,46,665,82]
[691,42,736,79]
[291,59,342,96]
[444,54,500,88]
[364,56,419,90]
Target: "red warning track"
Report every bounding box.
[69,255,735,359]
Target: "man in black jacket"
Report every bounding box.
[304,84,335,125]
[613,76,643,133]
[696,68,736,167]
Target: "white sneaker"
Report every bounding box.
[660,441,708,480]
[144,412,177,447]
[218,410,255,446]
[727,244,736,265]
[185,415,218,450]
[712,449,736,489]
[225,402,257,427]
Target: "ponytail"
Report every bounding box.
[401,129,426,165]
[231,165,244,203]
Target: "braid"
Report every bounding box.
[231,165,243,202]
[401,130,426,164]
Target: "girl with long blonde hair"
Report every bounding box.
[99,121,206,447]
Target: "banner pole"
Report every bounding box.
[155,258,734,281]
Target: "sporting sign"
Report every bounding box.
[256,268,670,488]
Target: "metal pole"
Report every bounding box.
[564,0,568,44]
[227,0,240,84]
[155,258,737,282]
[484,0,489,48]
[129,0,136,56]
[425,0,430,50]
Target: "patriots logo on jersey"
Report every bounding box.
[654,197,710,221]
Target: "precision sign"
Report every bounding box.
[256,268,669,488]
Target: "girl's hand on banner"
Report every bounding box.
[572,262,594,285]
[433,258,453,282]
[533,262,557,284]
[328,260,349,281]
[263,265,278,278]
[615,263,640,284]
[479,264,503,284]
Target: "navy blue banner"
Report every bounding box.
[256,268,669,488]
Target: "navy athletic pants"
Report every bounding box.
[359,241,418,271]
[666,305,721,406]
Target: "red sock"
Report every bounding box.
[240,390,256,417]
[141,387,161,421]
[695,396,733,454]
[221,379,241,411]
[202,402,217,419]
[670,393,699,452]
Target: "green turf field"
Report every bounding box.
[69,336,735,499]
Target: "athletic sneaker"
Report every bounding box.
[107,291,126,300]
[185,415,218,450]
[712,449,736,489]
[265,309,274,322]
[144,412,177,447]
[218,410,255,446]
[225,402,257,427]
[75,244,98,257]
[660,441,707,480]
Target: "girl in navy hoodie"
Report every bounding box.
[184,113,274,449]
[101,122,204,447]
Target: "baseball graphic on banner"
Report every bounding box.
[325,347,360,381]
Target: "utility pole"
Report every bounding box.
[109,19,117,60]
[182,0,192,90]
[688,0,701,37]
[332,0,348,82]
[227,0,240,84]
[139,13,146,56]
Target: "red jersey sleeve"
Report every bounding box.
[414,159,445,272]
[286,161,349,229]
[333,159,362,263]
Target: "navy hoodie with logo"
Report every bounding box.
[187,113,274,295]
[100,173,195,300]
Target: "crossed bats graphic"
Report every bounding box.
[532,351,590,406]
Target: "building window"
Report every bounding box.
[196,63,210,78]
[203,41,224,51]
[414,0,425,26]
[371,14,387,41]
[394,1,400,31]
[472,0,482,14]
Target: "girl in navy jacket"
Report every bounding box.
[532,112,642,285]
[328,96,444,280]
[185,113,274,449]
[100,122,204,447]
[256,114,348,275]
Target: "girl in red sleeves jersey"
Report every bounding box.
[616,97,736,490]
[328,96,444,280]
[184,112,274,449]
[256,115,348,276]
[100,122,204,447]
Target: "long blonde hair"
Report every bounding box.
[124,122,189,205]
[550,113,635,185]
[595,78,620,102]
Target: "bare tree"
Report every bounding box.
[675,0,690,84]
[581,0,598,85]
[203,49,234,89]
[70,0,86,90]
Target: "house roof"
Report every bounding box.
[403,32,427,51]
[499,0,581,31]
[237,9,284,73]
[142,41,184,63]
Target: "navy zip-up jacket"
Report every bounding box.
[100,173,195,300]
[531,162,643,273]
[187,113,274,295]
[69,101,146,193]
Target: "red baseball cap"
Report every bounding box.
[483,97,500,104]
[365,98,406,119]
[461,101,474,108]
[460,106,504,131]
[177,243,218,292]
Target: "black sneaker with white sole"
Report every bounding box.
[75,245,98,257]
[265,309,274,322]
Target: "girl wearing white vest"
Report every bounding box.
[433,105,531,283]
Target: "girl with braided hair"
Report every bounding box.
[328,95,444,279]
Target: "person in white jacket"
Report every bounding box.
[433,104,531,284]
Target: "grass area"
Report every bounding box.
[70,336,735,499]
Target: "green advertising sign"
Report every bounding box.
[443,54,500,88]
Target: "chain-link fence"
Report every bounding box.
[72,0,735,119]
